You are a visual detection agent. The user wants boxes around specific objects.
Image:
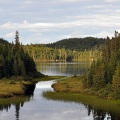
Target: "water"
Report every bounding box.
[0,80,93,120]
[36,62,90,76]
[0,62,119,120]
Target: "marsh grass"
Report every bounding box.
[45,76,120,117]
[33,76,65,82]
[43,91,120,115]
[0,79,34,98]
[0,80,24,98]
[0,76,64,98]
[52,76,85,93]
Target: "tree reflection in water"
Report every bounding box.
[0,84,35,120]
[85,104,120,120]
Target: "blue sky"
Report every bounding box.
[0,0,120,44]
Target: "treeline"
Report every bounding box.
[0,31,42,79]
[45,37,106,51]
[83,31,120,99]
[24,45,102,62]
[0,38,8,44]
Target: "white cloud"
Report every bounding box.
[105,0,119,2]
[4,32,15,38]
[1,14,120,31]
[0,0,120,44]
[58,0,82,2]
[90,31,113,38]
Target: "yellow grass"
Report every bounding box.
[52,76,85,93]
[0,80,32,98]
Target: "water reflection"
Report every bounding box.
[36,62,91,76]
[86,105,120,120]
[0,62,119,120]
[0,85,35,120]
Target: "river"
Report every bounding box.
[0,62,119,120]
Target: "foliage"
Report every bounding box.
[84,31,120,99]
[0,31,43,79]
[45,37,106,51]
[24,45,102,62]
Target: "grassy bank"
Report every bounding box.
[33,76,65,83]
[0,76,64,98]
[48,76,120,116]
[51,76,85,93]
[43,91,120,116]
[0,79,26,98]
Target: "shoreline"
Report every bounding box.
[0,76,64,98]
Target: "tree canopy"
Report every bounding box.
[84,31,120,99]
[0,31,42,79]
[45,37,106,51]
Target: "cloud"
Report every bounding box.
[4,32,15,38]
[0,0,120,44]
[58,0,82,2]
[89,31,114,38]
[1,14,120,31]
[105,0,119,2]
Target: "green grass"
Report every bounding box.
[0,76,65,98]
[52,76,85,93]
[0,80,24,98]
[0,79,35,98]
[33,76,65,83]
[43,91,120,115]
[45,76,120,117]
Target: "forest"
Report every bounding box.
[24,45,102,62]
[24,38,104,62]
[0,31,42,79]
[83,31,120,99]
[45,37,106,51]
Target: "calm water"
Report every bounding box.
[0,62,119,120]
[36,62,90,76]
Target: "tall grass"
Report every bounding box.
[43,91,120,116]
[33,76,65,83]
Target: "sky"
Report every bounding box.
[0,0,120,44]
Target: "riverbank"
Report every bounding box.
[43,76,120,118]
[0,76,64,98]
[51,76,118,99]
[51,76,86,93]
[43,91,120,117]
[0,80,34,98]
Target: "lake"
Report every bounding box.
[0,62,119,120]
[36,62,91,76]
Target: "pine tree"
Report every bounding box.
[13,59,18,76]
[15,31,20,51]
[112,64,120,98]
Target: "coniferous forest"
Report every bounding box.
[45,37,106,51]
[0,30,120,99]
[24,37,105,62]
[0,31,42,79]
[83,31,120,99]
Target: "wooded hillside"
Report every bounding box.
[84,31,120,99]
[45,37,106,51]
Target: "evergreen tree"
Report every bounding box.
[112,64,120,98]
[13,59,18,77]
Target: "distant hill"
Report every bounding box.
[45,37,106,51]
[0,38,9,44]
